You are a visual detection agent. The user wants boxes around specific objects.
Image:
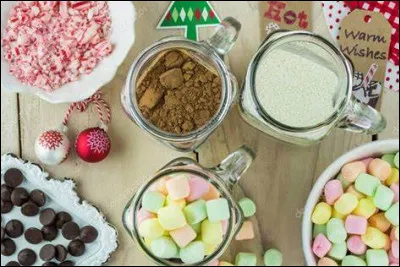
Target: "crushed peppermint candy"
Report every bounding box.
[1,1,113,92]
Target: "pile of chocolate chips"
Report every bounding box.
[1,168,99,266]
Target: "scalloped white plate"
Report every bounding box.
[1,154,118,266]
[0,1,136,104]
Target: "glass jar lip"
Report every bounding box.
[130,167,237,266]
[127,37,233,142]
[249,30,353,132]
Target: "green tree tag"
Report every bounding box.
[157,1,221,41]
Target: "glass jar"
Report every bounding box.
[122,146,255,266]
[121,17,241,152]
[239,30,386,146]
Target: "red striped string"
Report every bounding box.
[362,63,378,89]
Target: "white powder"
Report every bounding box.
[255,44,339,128]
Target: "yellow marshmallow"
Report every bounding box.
[386,168,399,186]
[201,219,223,245]
[219,262,234,266]
[362,227,388,249]
[138,219,165,239]
[204,243,218,256]
[346,185,366,200]
[158,206,187,231]
[312,202,332,225]
[332,210,346,220]
[334,193,359,215]
[353,198,376,219]
[166,196,187,209]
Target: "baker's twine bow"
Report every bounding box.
[62,90,111,129]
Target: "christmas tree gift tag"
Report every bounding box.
[339,10,391,107]
[259,1,312,36]
[157,1,221,41]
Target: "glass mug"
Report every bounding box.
[122,17,241,152]
[239,30,387,146]
[122,146,255,266]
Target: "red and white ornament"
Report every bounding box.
[75,127,111,163]
[35,129,71,165]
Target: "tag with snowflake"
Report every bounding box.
[157,1,221,41]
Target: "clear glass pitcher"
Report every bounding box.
[122,146,255,266]
[122,17,241,152]
[239,30,387,146]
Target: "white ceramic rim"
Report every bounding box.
[302,139,399,266]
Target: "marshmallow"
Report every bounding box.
[184,199,207,225]
[137,208,156,225]
[150,236,178,259]
[170,225,197,248]
[158,206,187,231]
[238,198,257,218]
[235,253,257,266]
[385,203,399,226]
[346,185,366,200]
[206,198,231,222]
[201,219,223,245]
[347,235,367,255]
[369,159,392,182]
[317,257,338,266]
[166,175,190,201]
[328,242,347,261]
[324,180,343,205]
[353,198,377,219]
[263,249,283,266]
[166,196,187,209]
[235,221,255,241]
[366,249,389,266]
[374,185,395,211]
[369,213,392,233]
[345,215,368,235]
[334,193,358,215]
[179,241,205,264]
[355,174,381,197]
[341,161,367,183]
[139,219,165,239]
[202,184,221,201]
[386,168,399,187]
[362,227,388,249]
[327,218,347,244]
[341,255,367,266]
[187,177,210,202]
[312,203,332,225]
[142,191,166,213]
[313,234,332,258]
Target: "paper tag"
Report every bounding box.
[259,1,312,36]
[339,10,391,107]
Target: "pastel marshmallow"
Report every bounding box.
[347,235,367,255]
[341,255,367,266]
[385,203,399,226]
[204,243,218,256]
[183,199,207,225]
[381,154,396,168]
[391,184,399,203]
[139,219,165,239]
[374,185,395,211]
[386,168,399,187]
[150,236,178,259]
[313,224,327,239]
[317,257,338,266]
[142,191,166,213]
[179,241,205,264]
[137,208,156,225]
[312,203,332,225]
[158,205,187,231]
[328,242,347,261]
[341,161,367,183]
[389,250,399,265]
[219,262,234,266]
[346,185,366,200]
[345,215,368,235]
[332,210,346,220]
[238,198,257,218]
[353,198,377,219]
[202,184,221,201]
[395,153,399,169]
[166,175,190,201]
[355,174,381,197]
[334,193,358,215]
[368,158,392,182]
[366,249,389,266]
[207,260,220,266]
[362,157,375,168]
[187,177,210,202]
[263,249,283,266]
[201,219,223,245]
[235,221,255,241]
[190,222,201,234]
[392,241,399,259]
[235,252,257,266]
[166,196,187,209]
[170,225,197,248]
[324,180,343,205]
[151,177,170,195]
[369,213,392,233]
[313,234,332,258]
[221,220,228,235]
[206,198,230,222]
[362,227,388,249]
[327,218,347,244]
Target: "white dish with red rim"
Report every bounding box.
[0,1,136,104]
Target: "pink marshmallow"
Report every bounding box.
[392,184,399,203]
[207,260,220,266]
[361,157,374,168]
[393,241,399,259]
[170,225,197,248]
[324,180,344,205]
[313,234,332,258]
[347,235,367,255]
[166,175,190,201]
[186,177,210,202]
[137,208,156,225]
[389,250,399,265]
[345,215,368,235]
[221,220,228,235]
[391,228,398,241]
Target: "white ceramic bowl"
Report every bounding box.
[302,139,399,266]
[1,1,136,103]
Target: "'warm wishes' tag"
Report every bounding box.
[260,1,312,36]
[339,10,391,107]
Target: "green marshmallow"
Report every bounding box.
[328,242,347,261]
[264,249,283,266]
[183,199,207,225]
[238,198,257,218]
[381,154,396,168]
[190,222,201,234]
[179,241,205,264]
[142,191,166,213]
[235,252,257,266]
[327,218,347,244]
[342,255,367,266]
[385,202,399,226]
[395,152,399,169]
[150,237,178,259]
[206,198,231,222]
[373,185,395,211]
[366,249,389,266]
[313,224,327,238]
[355,174,380,196]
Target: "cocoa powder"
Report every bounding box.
[136,49,222,135]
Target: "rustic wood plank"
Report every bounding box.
[1,91,20,156]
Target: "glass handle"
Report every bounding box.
[337,98,386,134]
[232,202,245,236]
[205,17,241,56]
[229,72,239,104]
[214,146,255,190]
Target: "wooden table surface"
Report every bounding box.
[1,2,399,266]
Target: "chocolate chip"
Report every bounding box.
[11,188,29,207]
[18,249,37,266]
[5,220,24,238]
[40,208,56,226]
[1,238,16,256]
[1,185,13,202]
[4,169,24,188]
[21,201,39,217]
[1,200,13,214]
[42,263,57,266]
[55,212,72,229]
[55,245,68,262]
[6,262,20,266]
[42,225,58,241]
[68,240,85,257]
[1,227,5,241]
[40,244,56,262]
[59,261,74,266]
[30,190,46,207]
[62,222,79,240]
[80,226,98,243]
[25,228,44,244]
